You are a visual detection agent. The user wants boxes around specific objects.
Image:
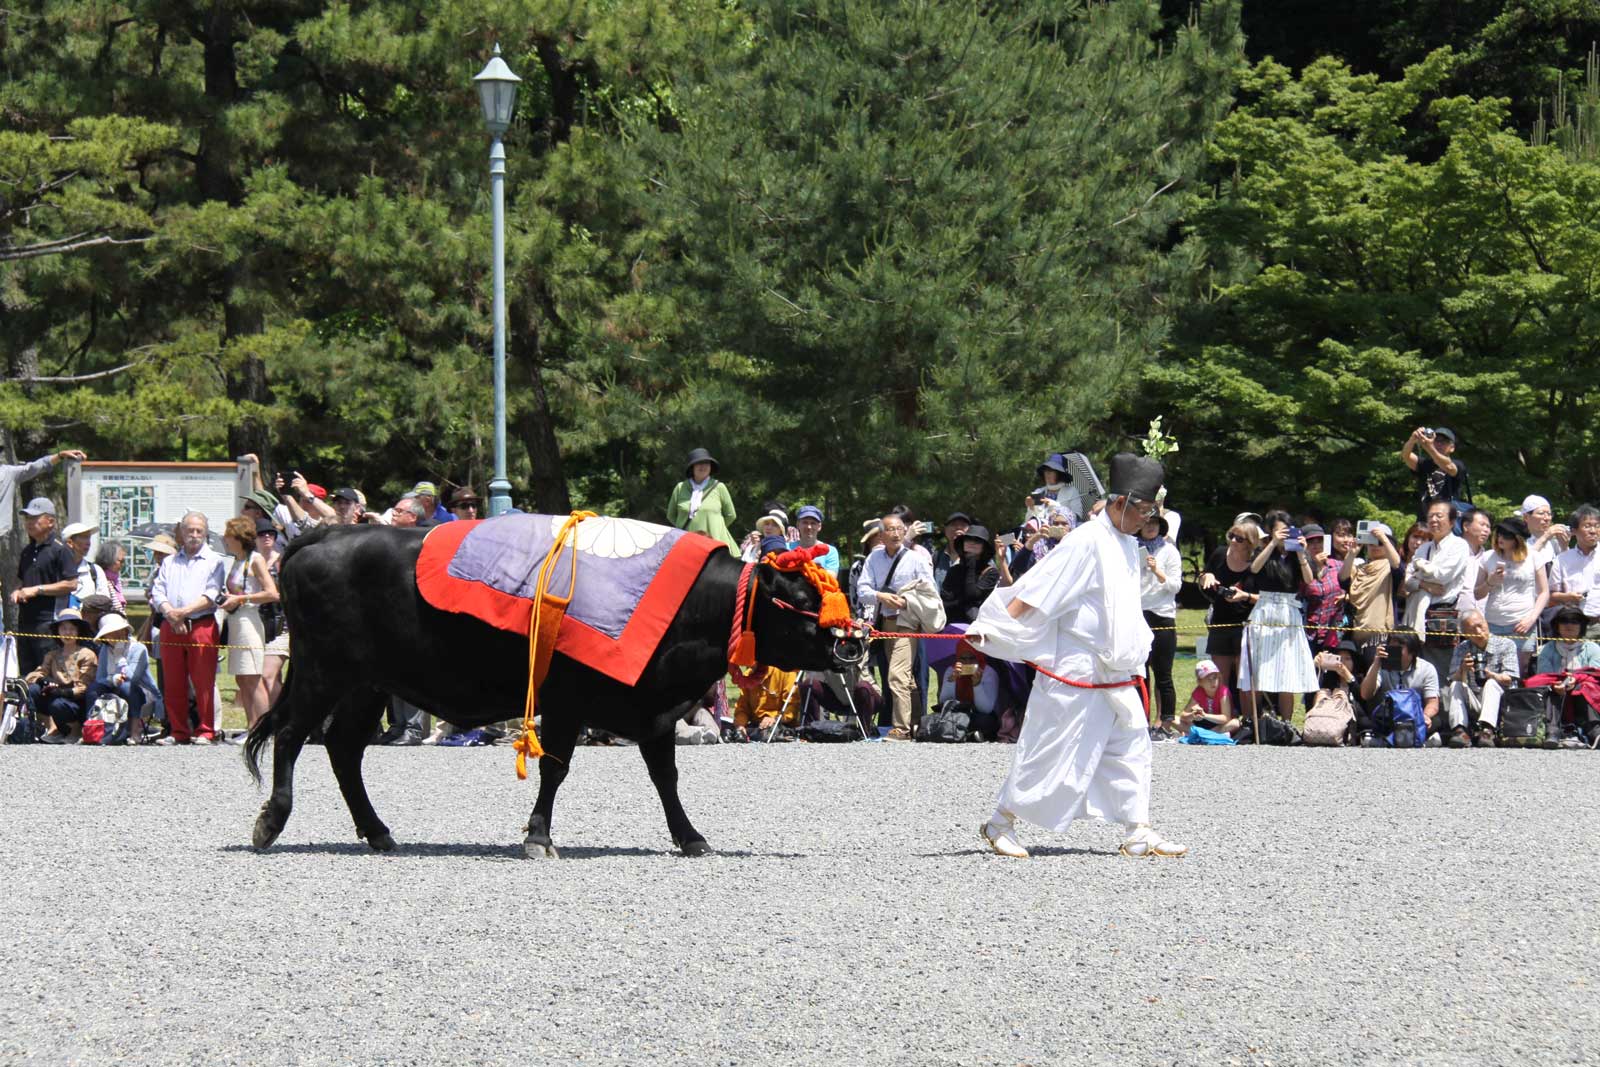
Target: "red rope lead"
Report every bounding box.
[1029,661,1149,718]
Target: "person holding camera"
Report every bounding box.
[24,608,98,743]
[1339,521,1402,650]
[1199,517,1261,696]
[1239,511,1319,721]
[1357,628,1440,746]
[1400,426,1468,523]
[1446,610,1519,748]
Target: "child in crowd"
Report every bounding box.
[1180,659,1239,736]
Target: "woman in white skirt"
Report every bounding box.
[1240,510,1319,721]
[220,516,280,730]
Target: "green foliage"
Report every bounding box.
[1133,50,1600,534]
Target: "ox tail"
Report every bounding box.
[244,670,292,786]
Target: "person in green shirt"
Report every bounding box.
[666,448,738,552]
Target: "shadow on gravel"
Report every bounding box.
[924,846,1105,859]
[218,842,809,860]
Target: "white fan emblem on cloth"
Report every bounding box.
[554,515,669,560]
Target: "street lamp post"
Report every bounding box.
[474,44,522,518]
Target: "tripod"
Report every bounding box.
[763,669,873,742]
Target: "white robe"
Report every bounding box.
[966,511,1154,832]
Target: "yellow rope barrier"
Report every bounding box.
[512,510,596,780]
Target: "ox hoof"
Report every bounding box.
[677,839,714,858]
[252,815,282,851]
[366,832,397,853]
[523,836,560,860]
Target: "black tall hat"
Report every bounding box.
[683,448,720,478]
[1107,452,1163,501]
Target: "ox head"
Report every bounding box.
[749,546,870,672]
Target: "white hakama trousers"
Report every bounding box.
[993,679,1151,833]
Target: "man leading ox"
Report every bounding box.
[966,453,1187,860]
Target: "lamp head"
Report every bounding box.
[473,43,522,136]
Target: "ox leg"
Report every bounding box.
[252,682,320,850]
[324,689,396,852]
[523,711,581,859]
[640,733,712,857]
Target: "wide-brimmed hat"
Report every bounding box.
[859,520,883,546]
[1141,515,1170,538]
[254,517,278,537]
[96,613,133,640]
[957,524,993,550]
[683,448,719,478]
[241,489,279,515]
[146,533,178,556]
[50,608,85,635]
[60,521,96,542]
[755,510,788,532]
[1036,453,1072,483]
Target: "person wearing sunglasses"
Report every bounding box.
[967,453,1188,861]
[1198,519,1262,697]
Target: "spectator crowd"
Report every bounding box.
[7,425,1600,753]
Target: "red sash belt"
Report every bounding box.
[1027,661,1150,717]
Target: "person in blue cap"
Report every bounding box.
[788,504,839,575]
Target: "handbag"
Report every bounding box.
[898,578,948,634]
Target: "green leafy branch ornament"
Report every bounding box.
[1141,417,1178,507]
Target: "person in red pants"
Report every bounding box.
[147,512,227,745]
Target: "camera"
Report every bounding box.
[1356,520,1382,546]
[1284,525,1303,553]
[1420,428,1436,441]
[1384,640,1404,663]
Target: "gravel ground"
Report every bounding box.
[2,741,1596,1066]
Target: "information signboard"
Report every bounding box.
[65,461,252,601]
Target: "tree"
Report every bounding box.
[612,0,1242,528]
[1131,51,1600,535]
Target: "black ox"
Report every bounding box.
[244,524,864,857]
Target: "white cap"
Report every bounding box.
[1195,659,1220,678]
[96,613,133,640]
[1520,494,1551,515]
[60,521,96,541]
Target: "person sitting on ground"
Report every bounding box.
[1138,513,1183,734]
[789,505,840,577]
[25,609,99,743]
[1534,607,1600,676]
[1446,610,1519,749]
[1178,658,1238,736]
[1357,627,1439,747]
[940,524,998,624]
[1475,517,1548,675]
[85,613,159,745]
[932,512,971,588]
[936,639,1001,739]
[730,665,801,740]
[77,593,116,640]
[1313,640,1366,716]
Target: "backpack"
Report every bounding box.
[915,701,973,742]
[796,718,858,743]
[1498,686,1557,748]
[1377,688,1427,748]
[1302,688,1356,746]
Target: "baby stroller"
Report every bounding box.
[1,636,44,745]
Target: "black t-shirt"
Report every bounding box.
[1203,547,1257,625]
[1252,551,1299,594]
[17,537,74,623]
[1416,455,1468,517]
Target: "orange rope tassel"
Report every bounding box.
[514,510,596,780]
